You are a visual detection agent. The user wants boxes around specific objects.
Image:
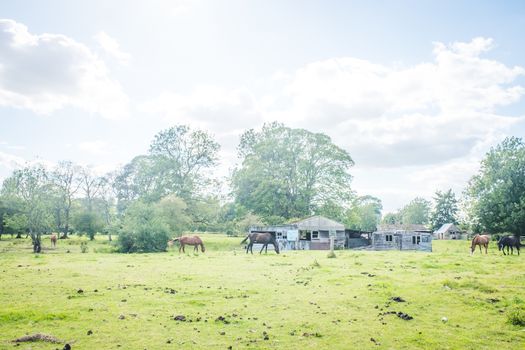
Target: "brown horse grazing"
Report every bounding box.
[169,236,205,253]
[471,234,490,255]
[241,232,280,254]
[50,234,57,247]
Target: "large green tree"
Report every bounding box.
[381,212,401,225]
[156,194,191,234]
[149,125,220,199]
[50,161,82,238]
[466,137,525,238]
[232,123,354,221]
[114,125,220,209]
[399,197,431,225]
[345,195,383,232]
[430,189,458,231]
[1,165,53,252]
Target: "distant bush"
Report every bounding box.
[117,201,170,253]
[73,211,103,241]
[80,242,88,253]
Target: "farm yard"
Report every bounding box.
[1,235,524,350]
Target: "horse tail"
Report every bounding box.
[240,235,249,244]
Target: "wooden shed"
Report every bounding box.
[249,215,346,251]
[372,230,432,252]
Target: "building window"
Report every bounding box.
[412,236,421,245]
[277,232,282,239]
[386,234,393,242]
[312,231,319,239]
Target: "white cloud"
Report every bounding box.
[0,150,25,170]
[0,19,129,120]
[141,85,265,178]
[78,140,110,156]
[139,37,525,211]
[94,31,131,65]
[265,37,524,171]
[142,86,263,132]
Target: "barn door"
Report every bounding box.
[394,235,402,250]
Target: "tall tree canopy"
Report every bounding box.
[1,165,53,252]
[430,189,458,231]
[345,195,383,232]
[232,123,354,221]
[466,137,525,237]
[400,197,431,225]
[50,161,82,238]
[114,125,220,207]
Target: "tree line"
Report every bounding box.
[1,123,524,253]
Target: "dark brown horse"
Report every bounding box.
[471,234,490,255]
[169,236,205,253]
[498,236,520,255]
[241,232,280,254]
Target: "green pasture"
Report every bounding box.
[0,235,524,349]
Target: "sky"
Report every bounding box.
[1,0,524,213]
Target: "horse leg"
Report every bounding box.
[250,243,254,254]
[179,245,182,253]
[510,246,514,255]
[259,243,265,254]
[265,244,268,254]
[485,244,488,254]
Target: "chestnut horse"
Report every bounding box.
[50,234,57,247]
[241,232,280,254]
[169,235,205,253]
[471,234,490,255]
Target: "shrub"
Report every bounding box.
[73,211,103,240]
[507,309,525,326]
[80,242,88,253]
[117,201,171,253]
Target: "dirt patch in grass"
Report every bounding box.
[12,333,62,343]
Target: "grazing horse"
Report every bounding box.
[471,234,490,255]
[50,234,57,247]
[169,236,205,253]
[498,236,520,256]
[241,232,280,254]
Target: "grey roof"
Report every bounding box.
[292,215,345,231]
[434,223,459,234]
[377,223,431,232]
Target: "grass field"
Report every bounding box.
[0,234,524,349]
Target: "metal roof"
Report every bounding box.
[292,215,345,231]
